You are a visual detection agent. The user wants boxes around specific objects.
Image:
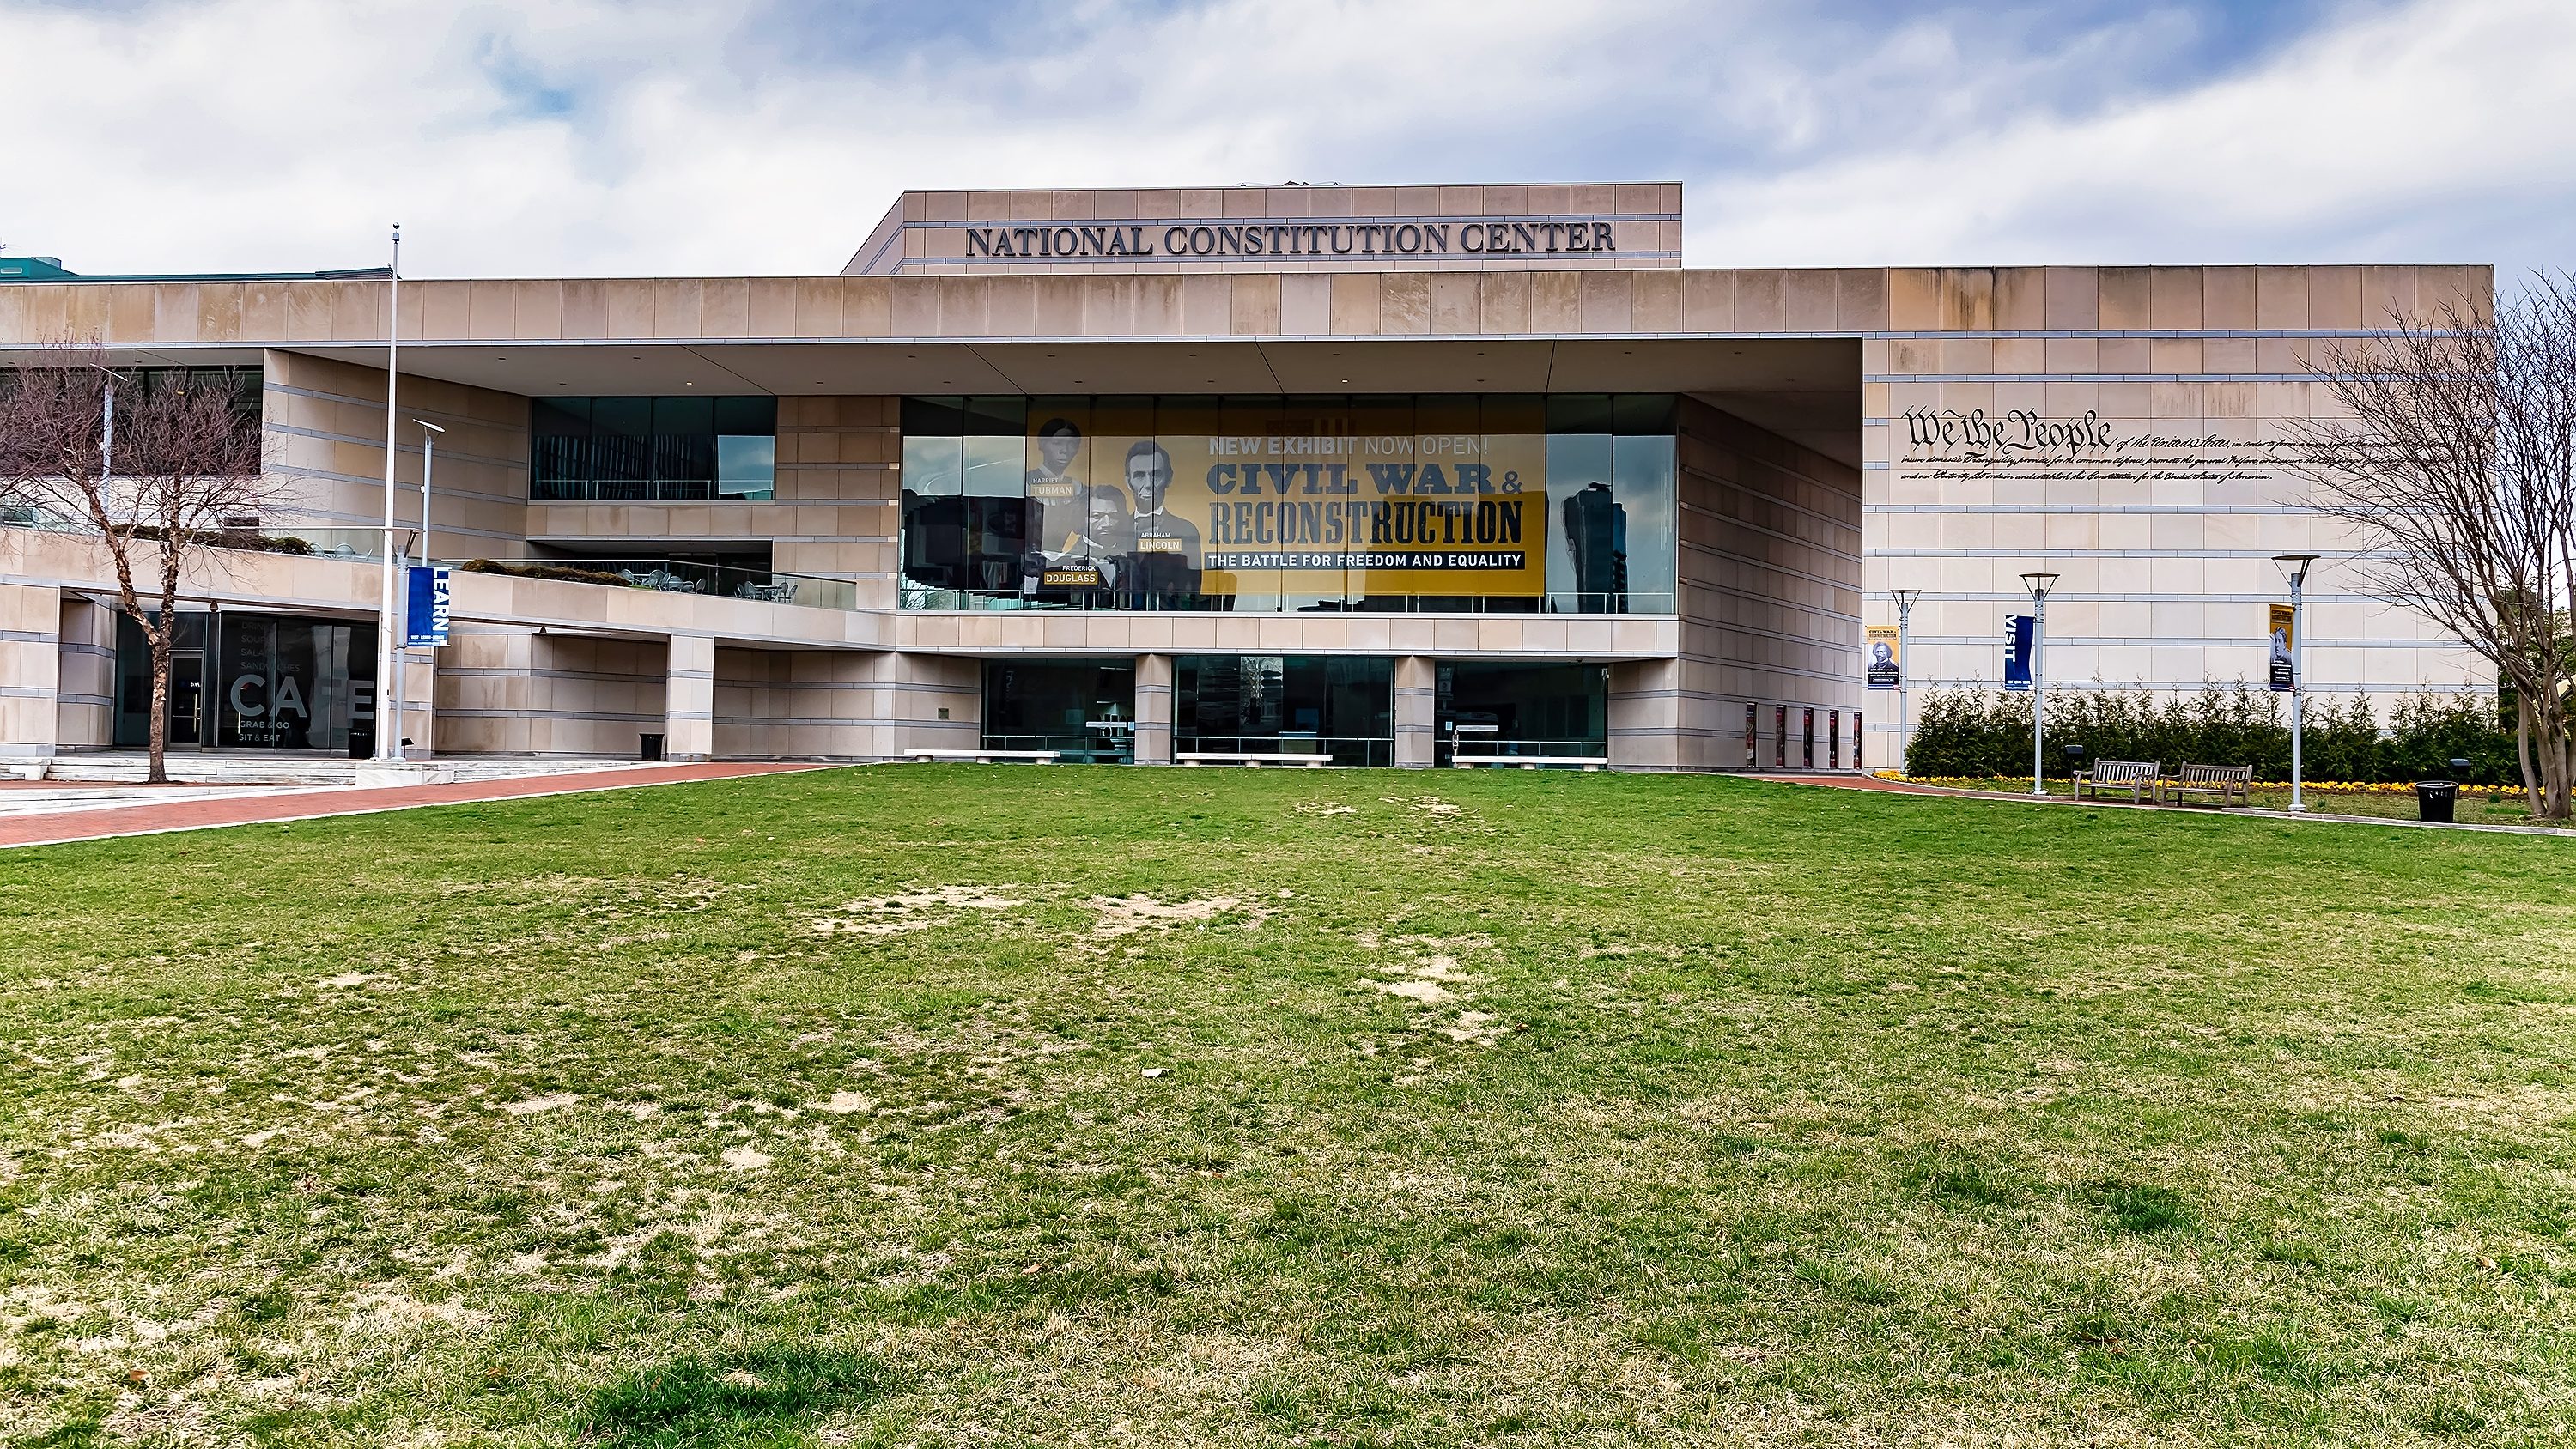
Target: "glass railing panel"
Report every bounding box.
[440,558,857,611]
[977,731,1135,765]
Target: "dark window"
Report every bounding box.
[1435,663,1607,764]
[531,396,775,501]
[1174,654,1393,767]
[981,660,1136,763]
[900,394,1677,615]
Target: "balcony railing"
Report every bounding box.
[448,558,858,610]
[901,581,1678,614]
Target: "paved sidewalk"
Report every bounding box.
[0,761,831,851]
[1760,773,2570,837]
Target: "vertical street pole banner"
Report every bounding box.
[1867,624,1901,689]
[404,566,452,647]
[2002,615,2034,691]
[2268,603,2296,691]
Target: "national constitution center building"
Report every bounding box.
[0,185,2493,769]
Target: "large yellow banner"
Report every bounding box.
[1021,401,1546,599]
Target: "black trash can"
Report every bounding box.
[640,732,665,763]
[2415,780,2457,824]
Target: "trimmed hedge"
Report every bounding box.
[1903,685,2518,785]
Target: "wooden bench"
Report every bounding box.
[1176,751,1329,767]
[2072,759,2160,803]
[1452,755,1609,771]
[902,749,1060,764]
[2158,762,2253,808]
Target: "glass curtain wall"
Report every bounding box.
[533,397,776,500]
[1175,655,1394,766]
[981,660,1137,763]
[1434,662,1608,765]
[115,612,374,752]
[900,396,1676,613]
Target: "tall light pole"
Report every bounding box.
[374,224,403,761]
[395,421,445,764]
[416,420,443,560]
[2275,553,2318,814]
[1891,587,1921,773]
[82,363,119,501]
[2020,572,2058,797]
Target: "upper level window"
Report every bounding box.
[532,396,775,501]
[899,393,1675,614]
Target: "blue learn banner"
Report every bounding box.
[404,566,452,647]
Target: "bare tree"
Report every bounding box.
[2293,276,2576,820]
[0,339,275,784]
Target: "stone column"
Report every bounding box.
[1608,658,1681,772]
[1394,654,1437,768]
[665,633,715,761]
[54,595,117,753]
[0,584,62,768]
[1133,652,1172,764]
[397,645,438,758]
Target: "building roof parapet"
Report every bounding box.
[0,265,2494,350]
[0,256,392,285]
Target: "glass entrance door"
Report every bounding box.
[167,653,204,745]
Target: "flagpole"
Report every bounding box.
[374,224,402,761]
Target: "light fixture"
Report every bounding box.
[2019,573,2058,797]
[2274,555,2319,812]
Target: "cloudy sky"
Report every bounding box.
[3,0,2570,280]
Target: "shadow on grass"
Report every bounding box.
[2087,1179,2198,1234]
[573,1346,895,1447]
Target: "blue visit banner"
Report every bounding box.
[404,566,452,647]
[2002,614,2033,691]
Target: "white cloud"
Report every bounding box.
[1692,0,2576,270]
[0,0,2566,278]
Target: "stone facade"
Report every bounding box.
[0,206,2495,773]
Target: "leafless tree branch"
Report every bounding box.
[2,337,282,783]
[2290,275,2576,818]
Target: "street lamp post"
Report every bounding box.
[1890,588,1922,773]
[2020,572,2058,797]
[374,224,402,762]
[2275,554,2318,814]
[417,420,442,555]
[394,421,446,764]
[86,364,118,484]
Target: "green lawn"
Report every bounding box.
[3,767,2573,1446]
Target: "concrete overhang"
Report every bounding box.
[279,334,1862,464]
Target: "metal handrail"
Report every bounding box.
[900,581,1678,615]
[441,557,859,610]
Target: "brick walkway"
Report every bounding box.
[1766,773,1947,794]
[0,761,830,850]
